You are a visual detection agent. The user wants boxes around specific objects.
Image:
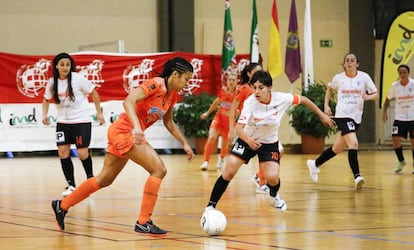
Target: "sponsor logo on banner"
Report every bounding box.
[181,58,203,95]
[123,59,154,93]
[76,59,105,87]
[9,108,37,127]
[16,59,51,98]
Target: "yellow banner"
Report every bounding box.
[380,11,414,107]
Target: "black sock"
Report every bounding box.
[348,149,360,178]
[315,147,336,167]
[268,179,280,197]
[81,155,94,178]
[207,175,230,208]
[394,146,404,162]
[60,157,75,187]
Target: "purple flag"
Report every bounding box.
[284,0,301,83]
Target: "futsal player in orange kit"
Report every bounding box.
[199,71,237,170]
[51,57,195,234]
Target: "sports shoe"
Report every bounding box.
[251,174,260,188]
[354,176,365,190]
[51,200,67,230]
[394,161,406,173]
[256,184,269,194]
[61,186,76,197]
[307,160,320,182]
[216,158,225,169]
[134,220,167,234]
[200,161,209,171]
[273,194,287,212]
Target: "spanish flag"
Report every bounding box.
[268,0,283,78]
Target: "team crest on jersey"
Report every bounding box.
[76,59,105,87]
[16,59,51,98]
[123,59,155,93]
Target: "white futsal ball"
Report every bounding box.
[200,208,227,235]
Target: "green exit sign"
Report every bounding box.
[320,40,333,48]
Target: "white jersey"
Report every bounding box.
[44,72,96,123]
[237,92,301,143]
[387,78,414,121]
[329,70,377,124]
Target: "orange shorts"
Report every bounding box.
[106,115,135,158]
[210,113,230,139]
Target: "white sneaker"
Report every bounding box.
[273,194,287,212]
[216,158,224,169]
[251,174,260,188]
[256,184,269,194]
[200,161,209,171]
[307,159,320,182]
[61,185,76,197]
[355,176,365,190]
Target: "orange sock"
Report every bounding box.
[203,139,215,161]
[257,166,266,186]
[138,176,162,224]
[61,177,101,211]
[220,138,229,159]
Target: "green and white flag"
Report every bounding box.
[222,0,236,79]
[250,0,259,63]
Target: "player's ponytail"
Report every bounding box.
[240,62,260,84]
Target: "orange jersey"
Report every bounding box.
[107,77,178,158]
[216,88,235,117]
[234,84,253,111]
[116,77,178,131]
[210,87,235,137]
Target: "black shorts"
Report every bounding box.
[392,120,414,139]
[56,122,92,148]
[332,117,360,136]
[230,138,281,164]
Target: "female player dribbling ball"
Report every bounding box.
[51,57,195,234]
[204,70,333,214]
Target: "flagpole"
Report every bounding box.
[304,0,314,91]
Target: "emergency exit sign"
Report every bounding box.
[320,40,333,47]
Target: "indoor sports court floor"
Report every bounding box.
[0,150,413,249]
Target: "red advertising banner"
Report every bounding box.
[0,51,250,104]
[0,51,250,152]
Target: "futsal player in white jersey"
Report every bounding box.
[382,64,414,173]
[42,53,105,197]
[307,53,378,190]
[204,70,333,212]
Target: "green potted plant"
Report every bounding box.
[173,92,217,153]
[288,81,337,153]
